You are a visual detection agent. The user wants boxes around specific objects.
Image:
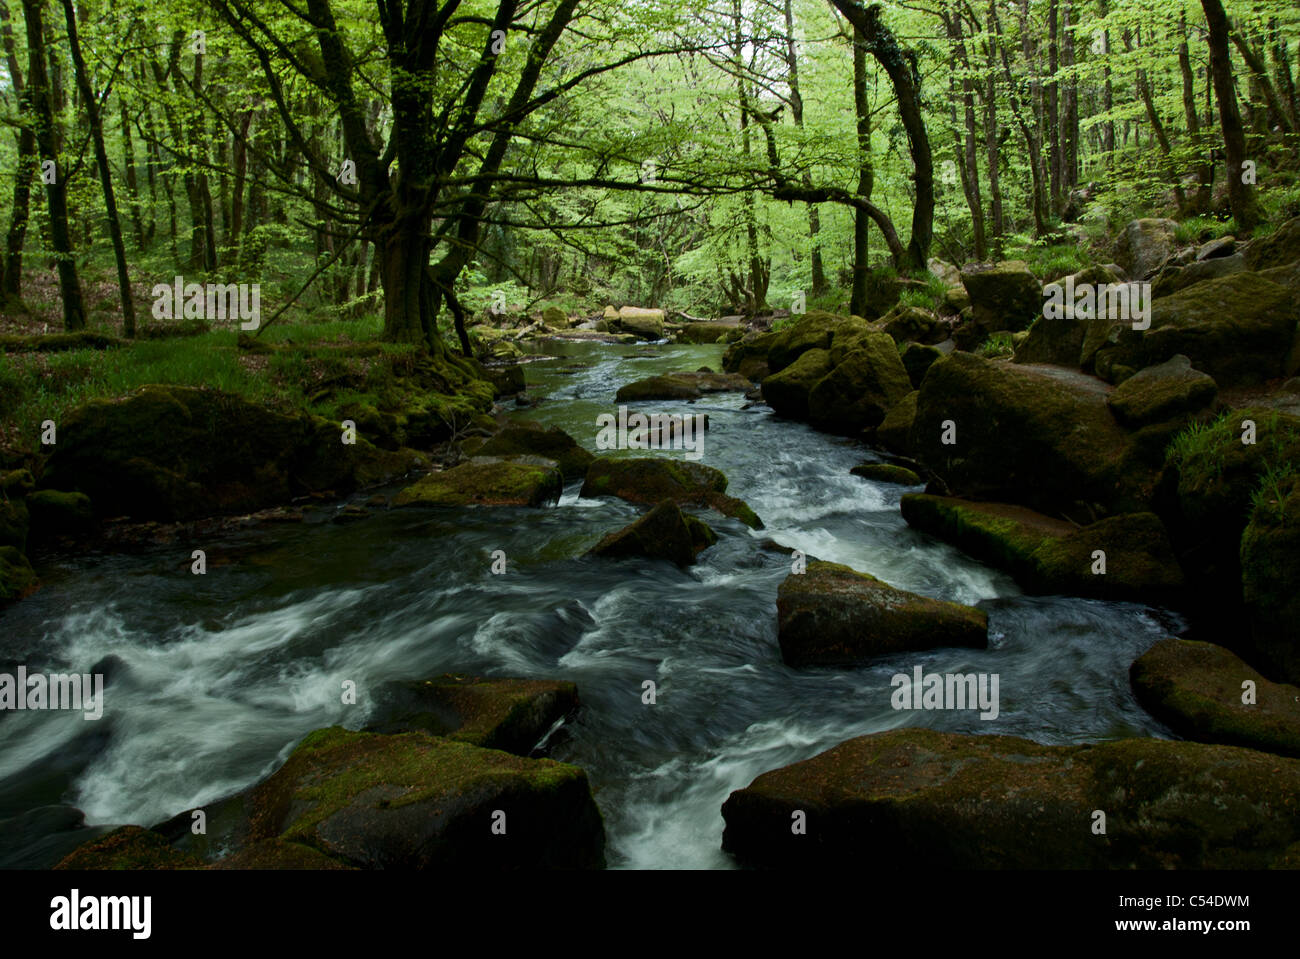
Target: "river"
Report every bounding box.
[0,338,1178,868]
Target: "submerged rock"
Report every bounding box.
[1131,639,1300,758]
[243,727,605,869]
[721,727,1300,868]
[777,561,987,667]
[394,457,562,507]
[588,500,717,567]
[850,463,921,486]
[581,457,762,528]
[366,674,580,755]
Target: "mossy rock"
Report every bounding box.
[1093,273,1296,387]
[54,826,202,870]
[476,423,593,482]
[0,498,28,551]
[393,457,562,508]
[900,342,944,389]
[41,385,420,522]
[365,674,580,755]
[615,370,751,402]
[588,500,717,567]
[580,456,761,529]
[850,463,922,486]
[542,306,569,328]
[1241,471,1300,684]
[0,545,36,603]
[761,348,832,421]
[722,728,1300,869]
[482,363,526,397]
[806,332,913,433]
[1,469,35,497]
[1131,639,1300,758]
[25,489,95,542]
[881,305,940,344]
[244,727,605,869]
[776,560,987,667]
[911,353,1152,520]
[1243,214,1300,270]
[874,389,918,456]
[208,838,355,870]
[1106,354,1217,429]
[959,260,1041,332]
[676,323,736,344]
[1014,265,1122,368]
[901,495,1184,603]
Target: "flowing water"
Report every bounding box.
[0,339,1180,868]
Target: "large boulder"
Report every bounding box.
[899,343,944,389]
[1131,639,1300,758]
[1243,215,1300,270]
[1114,217,1178,279]
[242,727,605,869]
[24,490,96,544]
[873,390,918,456]
[0,545,37,603]
[959,260,1041,333]
[776,561,987,667]
[721,728,1300,868]
[1241,471,1300,684]
[722,311,865,379]
[1013,265,1121,367]
[1151,251,1246,299]
[806,333,912,433]
[911,353,1152,520]
[42,385,421,522]
[475,423,593,482]
[1164,408,1300,645]
[394,457,562,507]
[580,457,762,528]
[761,348,832,421]
[365,675,580,755]
[615,371,751,402]
[881,305,941,345]
[901,494,1184,604]
[1105,354,1217,429]
[1091,273,1297,387]
[587,500,717,567]
[0,498,27,551]
[675,322,738,344]
[614,307,665,340]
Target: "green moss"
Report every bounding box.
[55,826,202,870]
[393,458,563,508]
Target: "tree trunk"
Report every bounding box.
[1202,0,1263,232]
[850,19,873,316]
[0,0,34,299]
[783,0,825,297]
[1180,11,1213,215]
[61,0,134,336]
[21,0,84,330]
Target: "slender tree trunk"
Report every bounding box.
[783,0,825,297]
[981,5,1004,257]
[61,0,135,335]
[0,0,34,299]
[1180,11,1213,215]
[21,0,84,330]
[1202,0,1263,231]
[947,11,986,259]
[850,20,873,316]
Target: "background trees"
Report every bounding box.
[0,0,1297,343]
